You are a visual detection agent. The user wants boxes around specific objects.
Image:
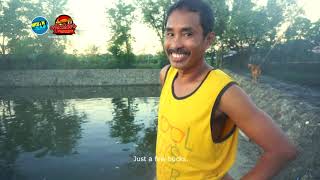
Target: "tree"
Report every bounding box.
[0,0,31,57]
[210,0,269,67]
[135,0,174,50]
[0,0,69,70]
[85,45,99,56]
[286,17,312,40]
[210,0,302,67]
[135,0,174,67]
[32,0,68,55]
[107,0,135,68]
[205,0,230,67]
[305,19,320,45]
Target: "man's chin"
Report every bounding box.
[169,61,188,70]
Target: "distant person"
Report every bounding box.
[156,0,298,179]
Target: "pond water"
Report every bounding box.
[0,86,160,180]
[1,84,319,179]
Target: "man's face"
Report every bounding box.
[164,9,213,70]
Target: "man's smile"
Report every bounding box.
[167,48,191,62]
[170,52,189,61]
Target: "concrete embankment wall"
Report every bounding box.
[0,69,159,87]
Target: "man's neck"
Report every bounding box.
[176,61,212,83]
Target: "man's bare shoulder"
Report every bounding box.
[219,84,255,112]
[159,64,170,86]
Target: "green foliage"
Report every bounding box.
[305,19,320,45]
[0,0,68,66]
[210,0,316,67]
[206,0,229,37]
[220,0,286,51]
[268,40,318,62]
[31,0,68,55]
[134,0,174,48]
[1,0,319,70]
[134,0,174,68]
[107,2,135,55]
[0,0,32,56]
[107,0,136,68]
[134,53,168,69]
[286,17,312,40]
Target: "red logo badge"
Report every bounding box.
[50,15,77,35]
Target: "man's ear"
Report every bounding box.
[205,32,215,49]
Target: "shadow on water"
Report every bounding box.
[0,86,159,180]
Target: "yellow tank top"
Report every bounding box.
[156,66,239,180]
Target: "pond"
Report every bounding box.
[1,85,318,179]
[0,86,160,180]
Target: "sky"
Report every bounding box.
[65,0,161,55]
[300,0,320,22]
[64,0,320,55]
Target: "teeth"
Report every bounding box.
[172,53,186,58]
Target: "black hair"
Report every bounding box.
[165,0,214,36]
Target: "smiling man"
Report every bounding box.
[155,0,298,179]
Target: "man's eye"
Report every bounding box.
[166,32,174,37]
[184,32,192,37]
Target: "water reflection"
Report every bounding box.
[127,116,157,178]
[108,97,158,179]
[109,98,142,143]
[0,99,86,180]
[0,87,159,180]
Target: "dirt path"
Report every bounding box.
[229,71,320,180]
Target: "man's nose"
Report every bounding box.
[171,35,183,49]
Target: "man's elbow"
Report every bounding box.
[268,143,299,162]
[286,145,299,160]
[281,144,299,161]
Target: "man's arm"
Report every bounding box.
[220,85,298,180]
[159,64,170,87]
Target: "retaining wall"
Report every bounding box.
[0,69,159,87]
